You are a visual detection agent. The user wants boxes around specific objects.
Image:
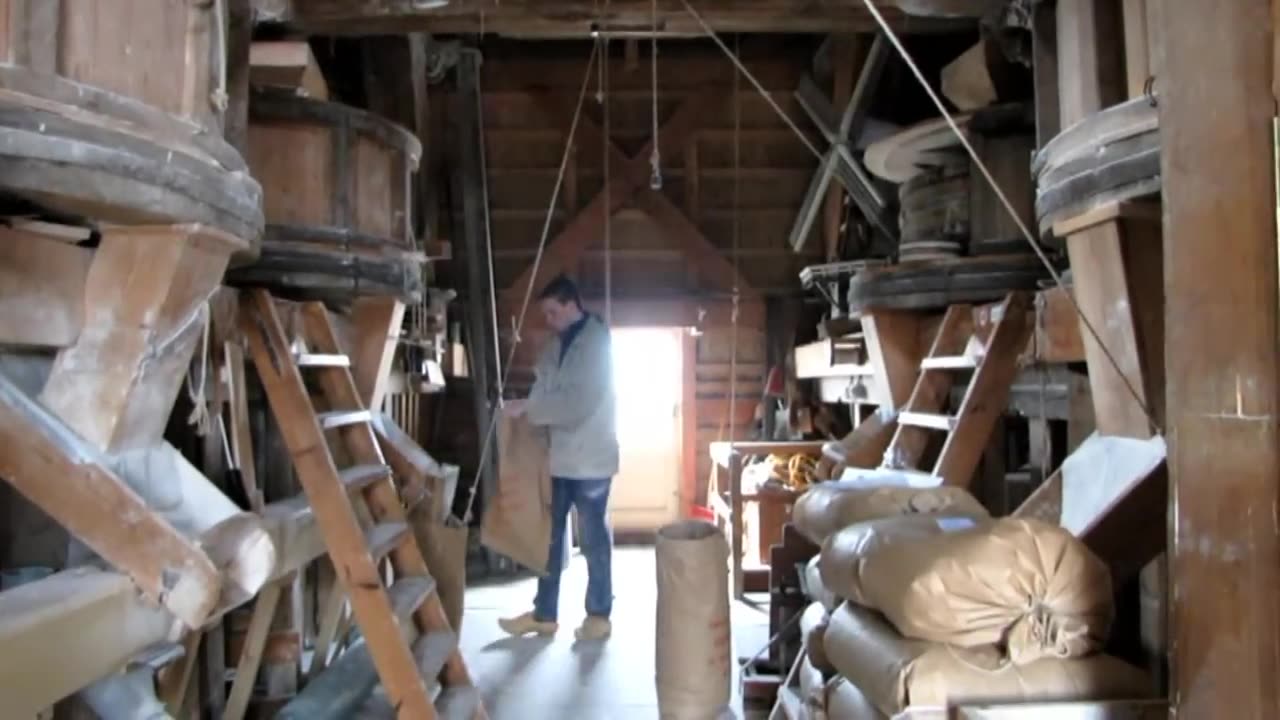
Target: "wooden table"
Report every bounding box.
[707,441,826,599]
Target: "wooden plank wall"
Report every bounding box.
[429,38,814,492]
[460,38,821,296]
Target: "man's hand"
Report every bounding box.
[502,399,527,418]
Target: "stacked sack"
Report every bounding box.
[788,483,1153,718]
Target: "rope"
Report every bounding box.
[184,303,212,436]
[461,42,600,523]
[468,48,506,397]
[601,32,613,325]
[726,34,741,450]
[210,0,229,111]
[649,0,663,190]
[679,0,823,162]
[856,0,1160,434]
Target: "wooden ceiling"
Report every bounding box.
[257,0,967,37]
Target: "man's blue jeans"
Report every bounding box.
[532,476,613,622]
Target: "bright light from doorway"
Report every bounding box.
[611,328,682,448]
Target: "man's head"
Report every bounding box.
[538,275,585,332]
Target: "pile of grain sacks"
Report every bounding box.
[789,483,1152,719]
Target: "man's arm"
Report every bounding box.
[524,330,611,428]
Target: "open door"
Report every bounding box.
[609,326,684,533]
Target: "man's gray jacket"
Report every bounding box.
[524,314,620,479]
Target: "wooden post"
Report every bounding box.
[350,296,407,411]
[1055,0,1158,440]
[1161,0,1280,714]
[40,224,249,453]
[453,50,499,505]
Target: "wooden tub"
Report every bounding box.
[230,88,425,302]
[0,0,263,251]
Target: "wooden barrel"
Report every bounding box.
[0,0,263,250]
[897,160,970,262]
[229,88,425,302]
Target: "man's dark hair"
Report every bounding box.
[537,274,582,308]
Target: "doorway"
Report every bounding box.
[608,326,685,533]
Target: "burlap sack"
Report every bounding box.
[819,515,985,605]
[411,511,468,632]
[656,521,731,720]
[798,654,826,716]
[823,603,1150,717]
[856,518,1114,663]
[825,677,887,720]
[804,556,838,611]
[800,602,835,675]
[479,415,552,574]
[792,484,988,545]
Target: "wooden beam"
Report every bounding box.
[1056,0,1126,127]
[506,90,719,299]
[860,310,924,409]
[453,51,500,505]
[39,224,249,453]
[0,226,91,348]
[262,0,963,36]
[0,568,174,719]
[0,373,221,628]
[250,41,329,99]
[224,579,286,720]
[349,297,406,411]
[225,0,254,155]
[1032,0,1060,149]
[1161,1,1280,714]
[1056,205,1163,438]
[1014,432,1166,584]
[823,36,860,261]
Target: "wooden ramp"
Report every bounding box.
[241,289,484,719]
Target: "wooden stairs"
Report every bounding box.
[240,289,484,719]
[879,292,1033,486]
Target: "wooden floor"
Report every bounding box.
[455,546,768,719]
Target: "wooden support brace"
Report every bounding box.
[1055,203,1163,439]
[350,296,407,411]
[224,578,287,720]
[0,373,221,628]
[0,226,92,348]
[39,224,251,453]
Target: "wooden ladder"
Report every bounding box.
[240,289,484,719]
[880,292,1032,486]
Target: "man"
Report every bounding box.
[498,275,619,642]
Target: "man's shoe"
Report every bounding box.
[574,616,612,641]
[498,612,558,637]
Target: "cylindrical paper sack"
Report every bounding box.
[656,521,732,720]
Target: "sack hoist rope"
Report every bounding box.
[600,30,614,326]
[727,34,742,451]
[649,0,663,190]
[469,48,506,400]
[461,43,601,523]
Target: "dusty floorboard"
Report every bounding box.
[453,545,769,719]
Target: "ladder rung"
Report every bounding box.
[435,686,482,720]
[366,522,410,560]
[899,411,957,431]
[921,355,978,370]
[387,576,436,621]
[317,409,374,430]
[295,353,351,368]
[339,464,392,493]
[412,630,459,679]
